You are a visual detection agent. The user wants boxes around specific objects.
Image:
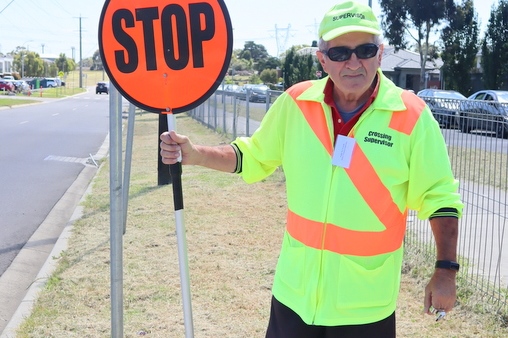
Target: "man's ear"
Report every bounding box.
[316,51,327,71]
[377,44,384,64]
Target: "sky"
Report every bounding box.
[0,0,499,60]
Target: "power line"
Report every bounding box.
[52,0,74,16]
[0,0,16,15]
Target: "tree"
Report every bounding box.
[55,53,76,74]
[240,41,271,76]
[259,68,278,85]
[256,56,281,76]
[440,0,479,95]
[81,57,94,68]
[91,49,103,71]
[47,62,59,77]
[282,47,319,89]
[240,41,269,63]
[414,42,439,61]
[12,50,44,77]
[380,0,446,90]
[481,0,508,89]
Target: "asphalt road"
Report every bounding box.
[0,89,110,333]
[441,126,508,153]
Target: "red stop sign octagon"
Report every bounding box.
[99,0,233,113]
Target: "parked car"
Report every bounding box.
[417,89,466,128]
[456,90,508,138]
[13,80,30,92]
[238,84,269,103]
[40,78,58,88]
[0,79,15,92]
[222,84,240,94]
[96,81,109,94]
[7,80,29,93]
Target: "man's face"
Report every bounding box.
[317,32,383,99]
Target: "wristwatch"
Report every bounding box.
[435,260,460,271]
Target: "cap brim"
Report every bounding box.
[322,26,381,41]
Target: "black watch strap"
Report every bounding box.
[435,260,460,271]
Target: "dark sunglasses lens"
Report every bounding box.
[327,47,351,62]
[326,44,379,61]
[356,44,379,58]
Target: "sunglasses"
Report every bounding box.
[321,43,379,62]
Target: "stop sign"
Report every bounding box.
[99,0,233,113]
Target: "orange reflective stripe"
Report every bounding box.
[284,86,423,256]
[288,82,334,155]
[347,92,424,228]
[287,210,407,256]
[388,90,425,135]
[345,142,406,233]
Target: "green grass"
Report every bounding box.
[27,86,84,98]
[12,113,508,337]
[0,97,40,107]
[63,69,109,89]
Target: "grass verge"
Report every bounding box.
[13,112,508,337]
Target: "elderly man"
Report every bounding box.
[160,1,462,337]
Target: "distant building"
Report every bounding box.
[296,46,318,56]
[381,46,442,92]
[0,55,14,75]
[40,54,59,63]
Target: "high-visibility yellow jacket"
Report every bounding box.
[231,72,463,326]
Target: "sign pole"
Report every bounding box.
[123,103,136,234]
[109,84,124,338]
[167,113,194,338]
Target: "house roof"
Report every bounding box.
[381,46,442,73]
[296,46,319,56]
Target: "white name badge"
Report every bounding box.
[332,135,356,168]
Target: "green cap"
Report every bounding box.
[319,1,381,41]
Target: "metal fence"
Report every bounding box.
[411,97,508,314]
[189,88,283,138]
[188,91,508,314]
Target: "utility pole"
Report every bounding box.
[79,16,83,88]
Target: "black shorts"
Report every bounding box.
[265,296,396,338]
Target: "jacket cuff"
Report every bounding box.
[231,144,243,174]
[429,207,459,219]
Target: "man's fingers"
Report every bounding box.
[168,130,185,143]
[423,288,432,314]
